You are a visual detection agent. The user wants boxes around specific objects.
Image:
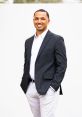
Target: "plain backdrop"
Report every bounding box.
[0,4,82,117]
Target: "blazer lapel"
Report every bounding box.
[35,30,52,63]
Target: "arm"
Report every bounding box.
[51,36,67,91]
[20,40,29,92]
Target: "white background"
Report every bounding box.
[0,4,82,117]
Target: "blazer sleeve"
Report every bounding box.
[51,36,67,91]
[20,40,29,90]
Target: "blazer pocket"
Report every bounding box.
[43,73,54,80]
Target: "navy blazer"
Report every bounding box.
[20,30,67,95]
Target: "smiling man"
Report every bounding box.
[33,9,50,35]
[20,9,67,117]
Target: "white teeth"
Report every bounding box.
[37,25,42,27]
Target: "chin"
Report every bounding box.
[37,28,45,31]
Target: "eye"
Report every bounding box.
[41,17,46,20]
[34,17,46,21]
[34,17,38,20]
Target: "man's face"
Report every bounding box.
[33,11,50,32]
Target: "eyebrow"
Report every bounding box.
[34,16,46,18]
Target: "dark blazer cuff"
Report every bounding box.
[50,82,59,91]
[51,82,63,95]
[50,86,56,92]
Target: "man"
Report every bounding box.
[20,9,67,117]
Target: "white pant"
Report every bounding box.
[26,82,59,117]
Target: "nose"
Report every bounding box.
[38,18,42,23]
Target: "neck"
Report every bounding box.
[36,31,43,37]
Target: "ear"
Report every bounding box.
[48,19,50,23]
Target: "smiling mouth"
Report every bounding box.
[37,24,42,27]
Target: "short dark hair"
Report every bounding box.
[34,9,49,19]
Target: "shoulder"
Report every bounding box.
[25,35,34,46]
[48,30,64,42]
